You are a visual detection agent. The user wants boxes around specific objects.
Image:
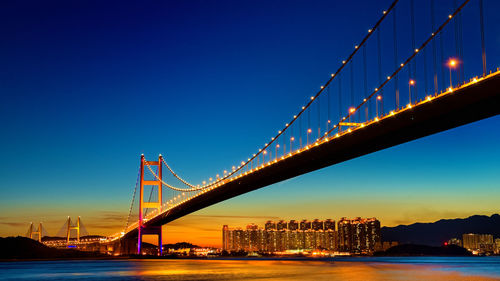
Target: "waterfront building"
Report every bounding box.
[463,233,494,254]
[288,220,299,231]
[222,217,379,254]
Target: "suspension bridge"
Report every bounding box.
[96,0,499,255]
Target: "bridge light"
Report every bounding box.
[448,59,458,89]
[409,79,415,86]
[349,107,356,113]
[307,128,312,133]
[377,95,382,100]
[290,137,295,141]
[342,60,346,64]
[311,96,315,100]
[302,106,305,110]
[276,144,280,148]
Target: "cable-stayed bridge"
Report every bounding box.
[101,0,500,255]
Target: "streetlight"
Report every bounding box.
[448,58,457,90]
[376,95,382,116]
[408,79,415,104]
[349,107,356,122]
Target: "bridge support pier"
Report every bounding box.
[138,154,163,256]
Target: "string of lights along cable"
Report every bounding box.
[114,0,498,242]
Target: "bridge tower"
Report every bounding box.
[138,154,163,255]
[66,216,80,245]
[28,222,43,242]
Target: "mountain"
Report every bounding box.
[0,236,105,259]
[375,244,472,256]
[381,214,500,246]
[163,242,200,249]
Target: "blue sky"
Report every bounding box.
[1,0,499,245]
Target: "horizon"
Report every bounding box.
[2,0,500,249]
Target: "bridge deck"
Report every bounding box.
[122,73,500,239]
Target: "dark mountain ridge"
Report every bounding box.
[381,214,500,246]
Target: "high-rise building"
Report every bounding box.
[277,220,287,231]
[495,238,500,255]
[288,220,299,231]
[222,225,229,251]
[463,233,494,254]
[338,217,380,253]
[247,224,260,252]
[338,217,352,252]
[222,217,379,254]
[300,220,311,231]
[312,219,324,231]
[287,230,299,249]
[265,220,276,231]
[365,218,381,252]
[324,219,335,231]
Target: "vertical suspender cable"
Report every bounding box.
[410,0,417,102]
[377,28,383,114]
[431,0,438,94]
[363,45,368,120]
[327,85,330,132]
[439,24,446,90]
[350,60,354,113]
[338,73,342,133]
[479,0,486,76]
[458,5,464,81]
[393,5,399,108]
[318,90,320,139]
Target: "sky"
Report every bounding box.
[1,0,499,247]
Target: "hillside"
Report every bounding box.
[0,236,104,259]
[381,214,500,246]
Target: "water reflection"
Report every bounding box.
[1,257,499,281]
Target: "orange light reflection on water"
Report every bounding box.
[126,259,498,281]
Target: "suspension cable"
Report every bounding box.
[123,167,141,234]
[160,157,199,189]
[144,158,210,191]
[320,0,471,141]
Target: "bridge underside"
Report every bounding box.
[122,74,500,238]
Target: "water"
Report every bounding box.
[1,257,500,280]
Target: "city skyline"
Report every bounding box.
[2,0,500,249]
